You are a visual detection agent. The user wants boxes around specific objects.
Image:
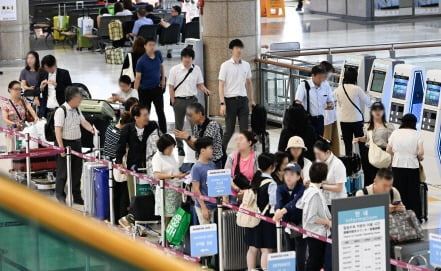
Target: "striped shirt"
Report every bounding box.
[103,125,121,159]
[54,102,85,140]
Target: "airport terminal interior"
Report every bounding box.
[1,0,441,270]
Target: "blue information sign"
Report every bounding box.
[190,224,218,257]
[207,169,231,197]
[267,251,296,271]
[430,233,441,267]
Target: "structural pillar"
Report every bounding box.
[202,0,259,116]
[0,0,30,61]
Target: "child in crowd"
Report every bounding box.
[296,162,332,271]
[108,75,139,103]
[245,153,278,271]
[191,137,217,224]
[273,163,306,271]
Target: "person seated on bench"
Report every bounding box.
[355,168,405,213]
[115,2,133,16]
[128,7,153,38]
[97,7,112,28]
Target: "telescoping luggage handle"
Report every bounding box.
[76,1,84,10]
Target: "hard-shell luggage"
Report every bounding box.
[338,153,361,176]
[77,27,94,50]
[393,241,432,271]
[109,20,124,41]
[251,104,268,134]
[221,210,247,270]
[53,4,69,41]
[83,162,107,215]
[105,46,124,65]
[345,172,363,196]
[93,167,110,220]
[254,131,270,154]
[12,148,57,172]
[80,99,115,119]
[420,182,428,222]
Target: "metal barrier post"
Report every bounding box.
[276,221,282,252]
[66,146,73,207]
[25,133,31,188]
[160,179,166,247]
[326,49,333,63]
[108,163,115,225]
[217,198,224,271]
[389,44,396,58]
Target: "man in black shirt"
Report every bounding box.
[145,4,161,24]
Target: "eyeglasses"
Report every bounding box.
[11,87,22,91]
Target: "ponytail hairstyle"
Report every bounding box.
[251,152,276,192]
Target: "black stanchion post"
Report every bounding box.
[66,146,73,207]
[108,163,115,225]
[216,197,224,271]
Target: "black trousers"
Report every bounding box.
[309,115,324,137]
[223,96,249,148]
[392,167,421,218]
[284,232,307,271]
[306,237,326,271]
[113,181,130,223]
[55,139,83,200]
[340,121,364,155]
[138,86,167,133]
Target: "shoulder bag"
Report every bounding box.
[303,80,311,117]
[121,53,135,82]
[232,152,252,190]
[389,210,423,244]
[342,84,364,122]
[367,130,391,168]
[9,99,34,124]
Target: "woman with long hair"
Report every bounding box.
[354,101,395,185]
[271,151,289,184]
[286,136,313,184]
[245,152,277,271]
[121,36,145,87]
[19,51,40,106]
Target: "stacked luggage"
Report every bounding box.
[53,4,69,42]
[79,99,115,148]
[105,46,124,64]
[77,9,95,50]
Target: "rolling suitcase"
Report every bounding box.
[76,27,94,50]
[345,171,363,196]
[93,167,110,220]
[12,148,57,172]
[221,210,247,270]
[254,132,270,154]
[420,182,428,222]
[82,162,107,215]
[53,4,69,41]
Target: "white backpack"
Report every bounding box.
[236,179,273,228]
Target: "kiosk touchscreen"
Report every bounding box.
[340,55,376,90]
[389,64,426,128]
[367,59,404,120]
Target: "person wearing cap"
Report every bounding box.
[387,113,424,219]
[286,136,313,184]
[273,163,307,271]
[353,101,395,186]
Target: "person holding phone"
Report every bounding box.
[355,168,405,213]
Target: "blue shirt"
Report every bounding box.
[295,79,333,117]
[191,161,217,209]
[132,17,153,35]
[136,51,163,89]
[275,182,305,224]
[168,16,184,29]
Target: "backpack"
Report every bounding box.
[45,106,80,142]
[236,178,273,228]
[251,104,267,134]
[362,187,394,202]
[108,20,123,41]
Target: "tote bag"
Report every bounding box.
[368,130,391,168]
[166,207,191,246]
[121,53,135,82]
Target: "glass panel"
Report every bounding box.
[0,207,143,271]
[263,71,290,116]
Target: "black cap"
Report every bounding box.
[371,101,385,111]
[284,163,302,174]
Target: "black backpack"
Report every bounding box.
[338,154,361,176]
[45,106,80,142]
[251,104,267,134]
[362,187,394,202]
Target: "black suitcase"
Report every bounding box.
[255,132,270,153]
[420,182,428,222]
[128,194,160,221]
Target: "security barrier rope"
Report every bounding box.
[0,121,433,270]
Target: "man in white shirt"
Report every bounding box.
[169,47,210,156]
[218,39,255,148]
[295,65,334,137]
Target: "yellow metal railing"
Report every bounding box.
[0,175,199,271]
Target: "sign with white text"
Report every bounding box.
[207,169,231,197]
[268,251,296,271]
[430,233,441,267]
[0,0,17,21]
[190,224,218,257]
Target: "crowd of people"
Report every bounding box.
[3,28,427,270]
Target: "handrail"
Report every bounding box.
[0,175,199,271]
[255,58,341,79]
[267,39,441,57]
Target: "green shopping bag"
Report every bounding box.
[165,207,191,246]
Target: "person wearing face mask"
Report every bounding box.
[273,163,307,271]
[271,151,289,184]
[295,65,334,137]
[286,136,313,185]
[313,139,347,210]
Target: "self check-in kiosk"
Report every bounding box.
[366,59,404,120]
[340,55,376,90]
[389,64,426,129]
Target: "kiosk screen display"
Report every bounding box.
[370,70,387,93]
[425,81,441,106]
[344,64,358,74]
[392,75,409,100]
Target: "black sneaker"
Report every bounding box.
[178,147,185,157]
[73,198,84,205]
[167,53,172,59]
[56,196,66,204]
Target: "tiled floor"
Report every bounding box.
[0,5,440,230]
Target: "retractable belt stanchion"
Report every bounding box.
[66,146,73,207]
[108,163,115,225]
[276,221,282,253]
[217,198,224,271]
[160,179,166,247]
[25,133,31,188]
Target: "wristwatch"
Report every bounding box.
[187,135,191,141]
[220,102,225,105]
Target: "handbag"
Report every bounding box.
[389,210,423,244]
[367,130,391,168]
[233,152,252,190]
[419,163,426,183]
[121,53,135,82]
[165,207,191,246]
[10,99,34,124]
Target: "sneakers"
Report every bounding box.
[73,197,84,205]
[119,214,135,231]
[178,147,185,157]
[167,53,172,59]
